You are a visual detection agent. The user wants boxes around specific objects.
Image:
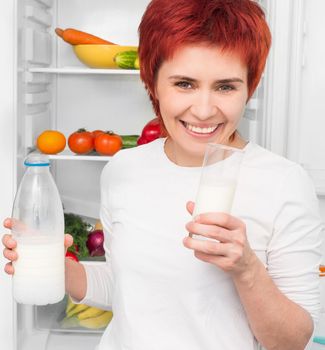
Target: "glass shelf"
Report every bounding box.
[30,149,111,162]
[29,67,140,75]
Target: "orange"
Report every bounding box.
[37,130,66,154]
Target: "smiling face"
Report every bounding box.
[155,44,249,166]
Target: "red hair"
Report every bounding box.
[138,0,271,131]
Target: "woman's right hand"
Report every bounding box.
[2,218,74,275]
[2,218,17,275]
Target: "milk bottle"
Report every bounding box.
[11,154,65,305]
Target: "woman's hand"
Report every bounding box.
[2,218,74,275]
[183,201,258,280]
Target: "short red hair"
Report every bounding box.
[138,0,271,127]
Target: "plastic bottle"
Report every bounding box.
[11,154,65,305]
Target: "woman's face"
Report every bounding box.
[155,44,248,166]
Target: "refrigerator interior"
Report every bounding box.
[16,0,154,349]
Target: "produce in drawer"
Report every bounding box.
[68,128,94,155]
[94,131,122,156]
[114,50,139,69]
[65,251,79,262]
[55,28,115,45]
[61,296,113,330]
[36,130,66,154]
[137,118,163,145]
[87,229,105,257]
[79,310,113,329]
[64,213,92,260]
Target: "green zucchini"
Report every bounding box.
[121,135,139,148]
[114,51,138,69]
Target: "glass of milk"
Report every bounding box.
[192,143,245,240]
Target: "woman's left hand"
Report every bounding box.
[183,201,257,279]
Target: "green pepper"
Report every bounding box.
[120,135,139,149]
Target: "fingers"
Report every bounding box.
[2,234,17,249]
[183,236,229,256]
[194,212,244,231]
[3,218,12,229]
[4,262,14,275]
[64,234,73,249]
[3,248,18,261]
[186,201,195,216]
[186,221,231,242]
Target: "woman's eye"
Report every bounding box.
[175,81,193,89]
[217,85,235,92]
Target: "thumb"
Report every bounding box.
[64,234,73,251]
[186,201,195,216]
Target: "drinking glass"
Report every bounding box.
[192,143,245,240]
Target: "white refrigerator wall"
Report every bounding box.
[0,0,325,349]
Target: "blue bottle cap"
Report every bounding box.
[24,154,50,167]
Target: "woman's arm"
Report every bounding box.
[233,254,313,350]
[65,258,87,302]
[183,201,318,350]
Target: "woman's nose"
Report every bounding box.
[190,91,218,120]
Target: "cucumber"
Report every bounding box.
[121,135,139,148]
[114,51,138,69]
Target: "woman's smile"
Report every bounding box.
[179,120,223,137]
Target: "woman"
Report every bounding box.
[3,0,323,349]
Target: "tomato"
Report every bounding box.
[94,132,122,156]
[91,129,104,139]
[37,130,66,154]
[68,129,94,154]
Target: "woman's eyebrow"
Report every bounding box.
[168,75,244,84]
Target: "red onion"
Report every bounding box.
[86,230,105,257]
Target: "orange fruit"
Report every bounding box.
[37,130,66,154]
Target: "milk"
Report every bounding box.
[192,180,237,241]
[13,235,65,305]
[193,180,237,216]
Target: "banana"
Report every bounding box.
[65,296,77,315]
[77,306,106,321]
[66,303,89,318]
[79,310,113,329]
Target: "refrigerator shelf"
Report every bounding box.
[29,150,112,162]
[29,67,140,75]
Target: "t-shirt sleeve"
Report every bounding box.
[267,164,324,323]
[71,162,114,310]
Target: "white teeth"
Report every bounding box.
[184,122,218,134]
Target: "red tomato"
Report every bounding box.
[65,251,79,262]
[91,129,104,139]
[94,132,122,156]
[68,129,94,154]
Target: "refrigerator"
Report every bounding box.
[0,0,325,349]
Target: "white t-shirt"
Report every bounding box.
[80,138,323,350]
